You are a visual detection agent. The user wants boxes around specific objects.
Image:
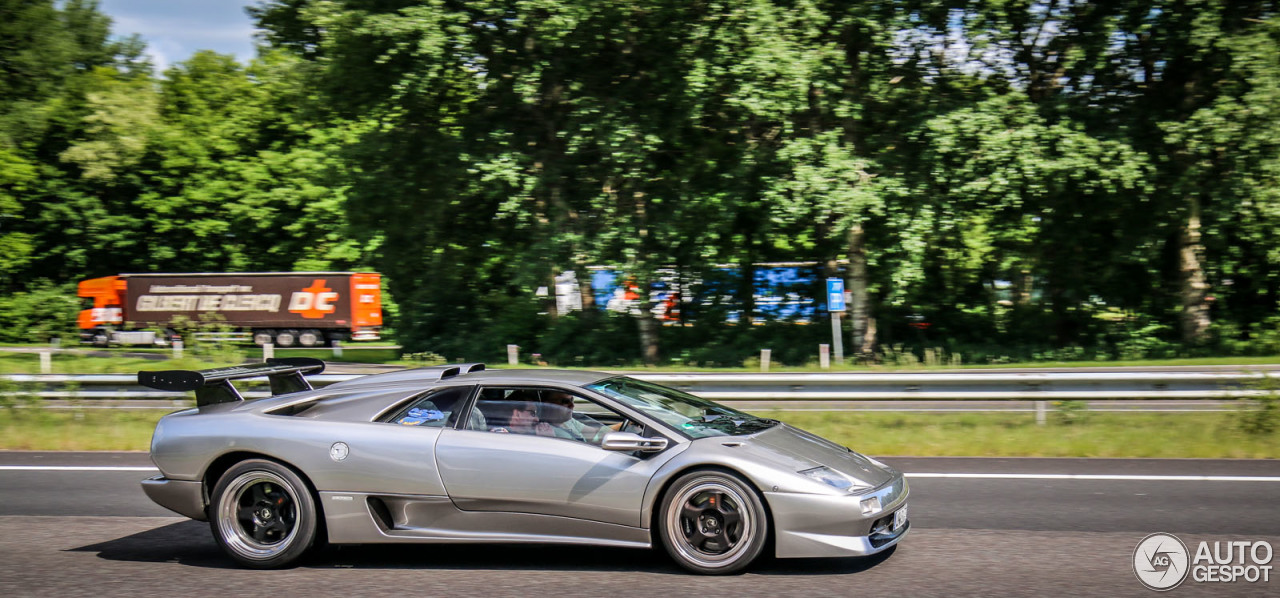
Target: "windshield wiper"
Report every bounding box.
[687,414,778,431]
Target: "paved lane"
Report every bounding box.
[1,453,1277,596]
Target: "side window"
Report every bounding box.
[385,386,472,427]
[467,388,539,434]
[469,387,637,445]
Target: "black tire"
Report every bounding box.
[297,329,323,347]
[208,459,318,569]
[657,469,769,574]
[252,330,276,346]
[275,330,298,347]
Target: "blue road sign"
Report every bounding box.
[826,278,845,312]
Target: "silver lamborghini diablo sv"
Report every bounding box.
[139,359,908,574]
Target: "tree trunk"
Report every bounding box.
[1017,267,1033,305]
[847,221,875,355]
[635,272,660,364]
[546,268,560,319]
[630,189,659,364]
[739,255,756,326]
[1179,197,1211,344]
[577,266,595,312]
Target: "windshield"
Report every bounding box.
[586,377,778,438]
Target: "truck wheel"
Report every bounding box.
[275,330,298,347]
[297,329,322,347]
[252,330,276,346]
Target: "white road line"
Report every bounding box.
[0,466,158,472]
[905,473,1280,482]
[1,466,1279,482]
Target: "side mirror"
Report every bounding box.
[601,431,668,453]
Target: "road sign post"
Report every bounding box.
[827,278,845,364]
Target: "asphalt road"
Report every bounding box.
[1,452,1278,597]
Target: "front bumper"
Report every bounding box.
[766,475,909,558]
[141,476,207,521]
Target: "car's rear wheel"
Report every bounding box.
[209,459,317,569]
[657,469,768,574]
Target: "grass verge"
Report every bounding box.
[765,411,1280,458]
[0,352,238,374]
[0,409,164,451]
[0,408,1275,457]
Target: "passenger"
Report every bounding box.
[490,401,544,435]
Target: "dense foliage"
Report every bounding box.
[3,0,1280,365]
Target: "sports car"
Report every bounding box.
[138,359,908,574]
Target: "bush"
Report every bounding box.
[1115,322,1178,360]
[401,351,447,366]
[1239,375,1280,436]
[0,281,79,343]
[1052,400,1092,425]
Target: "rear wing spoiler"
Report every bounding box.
[138,358,326,407]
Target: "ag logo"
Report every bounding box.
[1134,533,1190,591]
[289,279,339,319]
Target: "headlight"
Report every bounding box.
[799,466,857,490]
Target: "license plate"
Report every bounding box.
[893,505,908,531]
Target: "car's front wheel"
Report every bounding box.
[657,469,768,574]
[208,459,318,569]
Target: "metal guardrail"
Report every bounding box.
[2,370,1272,401]
[632,371,1273,400]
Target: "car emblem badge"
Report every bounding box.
[329,442,350,461]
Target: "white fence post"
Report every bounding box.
[172,339,183,360]
[1035,400,1047,425]
[760,349,771,372]
[819,344,830,369]
[39,351,52,374]
[332,340,343,359]
[507,345,519,366]
[262,343,273,362]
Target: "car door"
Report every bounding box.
[433,386,681,528]
[313,384,476,497]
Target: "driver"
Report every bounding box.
[538,391,607,443]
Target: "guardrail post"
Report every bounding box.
[1035,400,1047,425]
[760,349,771,372]
[819,344,830,369]
[507,345,519,366]
[263,343,273,362]
[332,340,343,359]
[172,339,183,360]
[39,351,52,374]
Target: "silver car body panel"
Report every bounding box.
[766,476,910,557]
[434,427,688,528]
[321,492,650,547]
[140,476,206,520]
[144,367,908,560]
